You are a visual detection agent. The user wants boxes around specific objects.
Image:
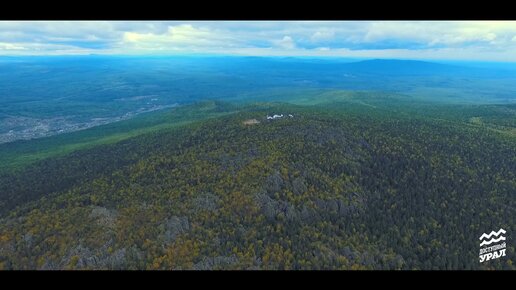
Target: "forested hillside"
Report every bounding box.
[0,100,514,270]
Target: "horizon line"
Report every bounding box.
[1,53,516,64]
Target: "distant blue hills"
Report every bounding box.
[0,55,514,107]
[340,59,514,77]
[345,59,462,75]
[0,54,511,76]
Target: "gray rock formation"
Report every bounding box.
[265,171,284,194]
[162,216,190,245]
[191,192,219,213]
[89,206,118,229]
[255,193,298,222]
[292,177,308,195]
[193,255,240,270]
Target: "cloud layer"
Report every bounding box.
[1,21,516,61]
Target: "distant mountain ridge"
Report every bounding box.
[343,59,472,75]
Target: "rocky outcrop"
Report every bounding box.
[89,206,118,229]
[192,255,240,270]
[255,193,297,222]
[265,171,284,194]
[191,192,219,213]
[55,241,128,270]
[292,176,308,195]
[161,216,190,245]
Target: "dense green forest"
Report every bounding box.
[0,96,514,270]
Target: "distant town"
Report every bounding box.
[0,104,177,144]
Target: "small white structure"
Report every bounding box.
[267,114,284,120]
[267,114,293,120]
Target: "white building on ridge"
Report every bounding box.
[267,114,293,120]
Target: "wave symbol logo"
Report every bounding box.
[479,228,506,247]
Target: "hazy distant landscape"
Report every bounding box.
[1,56,515,144]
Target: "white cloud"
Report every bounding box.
[0,21,120,42]
[311,30,335,42]
[2,21,516,61]
[275,36,296,49]
[361,21,516,48]
[121,24,243,52]
[0,42,27,50]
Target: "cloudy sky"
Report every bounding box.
[1,21,516,61]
